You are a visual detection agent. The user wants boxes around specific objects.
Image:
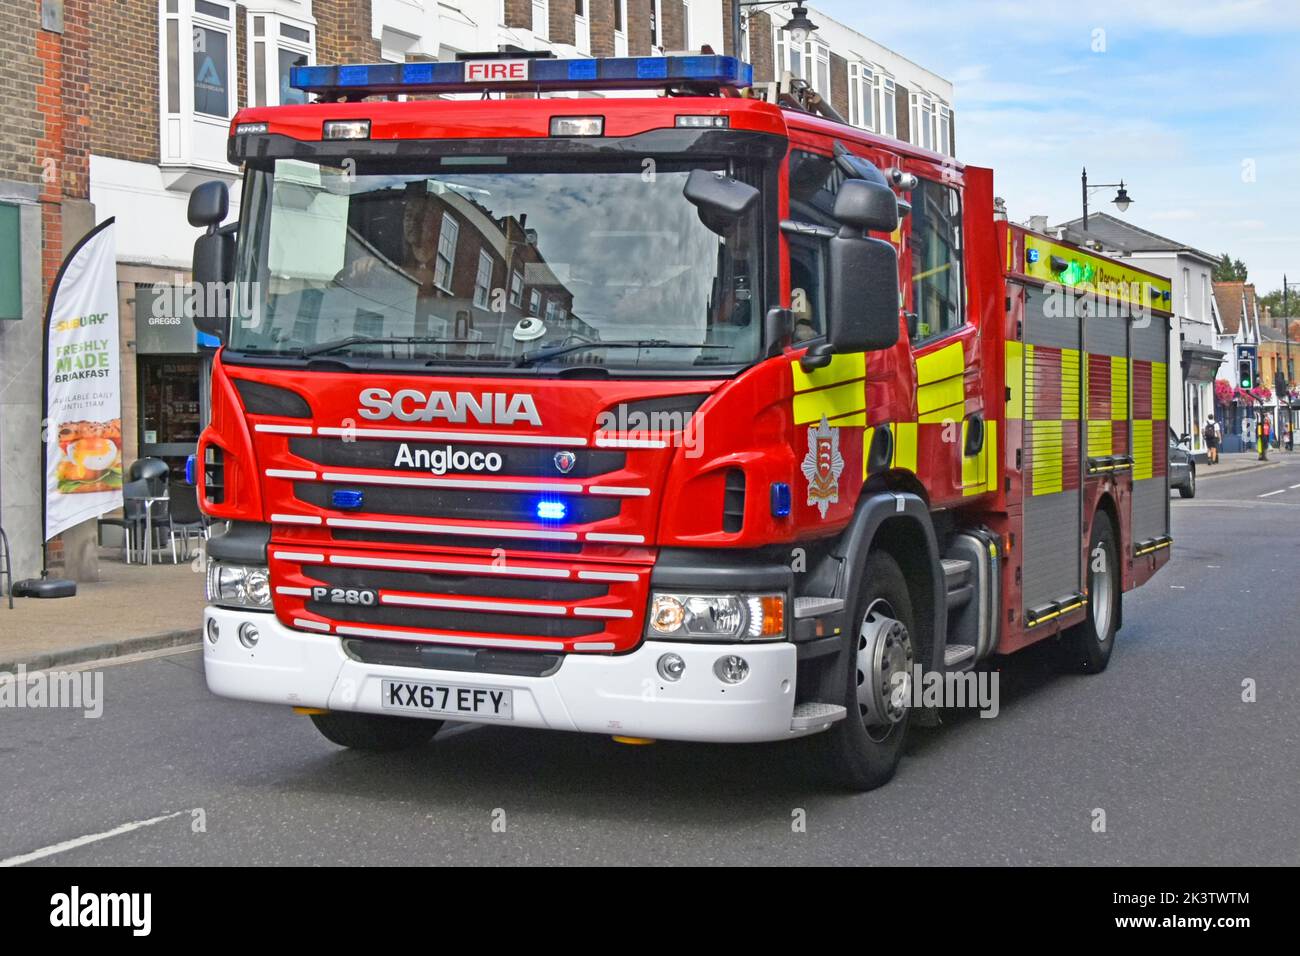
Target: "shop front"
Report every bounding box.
[132,280,216,484]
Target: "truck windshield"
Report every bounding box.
[229,156,764,371]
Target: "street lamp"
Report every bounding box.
[732,2,820,61]
[1081,167,1134,230]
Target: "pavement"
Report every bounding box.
[0,459,1296,865]
[0,557,204,675]
[1197,448,1294,479]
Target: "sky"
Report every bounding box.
[817,0,1300,296]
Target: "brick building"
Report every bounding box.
[741,3,955,156]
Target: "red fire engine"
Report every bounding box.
[189,52,1172,790]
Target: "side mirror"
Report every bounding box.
[684,168,759,233]
[833,179,900,233]
[188,180,229,228]
[190,181,234,341]
[823,234,900,355]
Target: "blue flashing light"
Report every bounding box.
[332,489,365,510]
[770,482,791,518]
[1026,248,1040,264]
[536,499,568,521]
[185,454,196,486]
[290,54,753,98]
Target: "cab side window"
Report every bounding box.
[785,150,838,342]
[909,178,964,341]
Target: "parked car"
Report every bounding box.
[1169,427,1196,498]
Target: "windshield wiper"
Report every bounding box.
[513,339,731,368]
[301,335,480,358]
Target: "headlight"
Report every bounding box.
[647,592,785,641]
[206,561,273,610]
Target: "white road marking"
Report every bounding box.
[1259,489,1286,498]
[1290,483,1300,489]
[0,810,189,867]
[1170,585,1185,589]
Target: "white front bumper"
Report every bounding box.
[203,606,814,743]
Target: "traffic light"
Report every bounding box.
[1239,357,1254,389]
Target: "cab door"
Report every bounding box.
[902,175,987,504]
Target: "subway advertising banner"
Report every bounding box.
[43,219,122,541]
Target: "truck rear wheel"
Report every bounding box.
[821,551,915,792]
[310,711,442,752]
[1060,514,1119,673]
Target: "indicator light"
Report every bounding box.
[536,499,567,520]
[770,482,791,517]
[550,115,604,137]
[332,489,364,510]
[322,119,371,140]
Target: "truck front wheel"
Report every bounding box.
[310,711,442,752]
[821,550,915,792]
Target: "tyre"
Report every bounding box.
[1178,465,1196,498]
[1060,513,1120,673]
[821,551,917,791]
[310,711,442,752]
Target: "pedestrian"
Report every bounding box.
[1259,414,1271,461]
[1286,421,1294,453]
[1203,415,1220,465]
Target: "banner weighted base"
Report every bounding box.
[12,577,77,599]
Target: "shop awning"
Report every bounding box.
[1181,343,1225,384]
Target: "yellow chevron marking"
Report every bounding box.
[918,377,964,416]
[1006,341,1023,420]
[1061,348,1081,421]
[1111,356,1129,421]
[1151,361,1167,420]
[793,380,865,425]
[915,341,964,384]
[791,351,865,392]
[919,400,965,425]
[1133,419,1154,480]
[1087,418,1113,456]
[892,421,918,473]
[1030,419,1063,495]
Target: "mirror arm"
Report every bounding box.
[800,342,835,372]
[764,307,792,358]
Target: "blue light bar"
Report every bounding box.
[291,55,753,98]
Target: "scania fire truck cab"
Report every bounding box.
[192,53,1172,790]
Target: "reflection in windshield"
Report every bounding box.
[231,158,763,369]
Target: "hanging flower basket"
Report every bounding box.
[1214,378,1234,405]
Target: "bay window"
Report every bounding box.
[159,0,238,168]
[247,8,316,108]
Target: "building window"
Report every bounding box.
[509,270,523,307]
[160,1,240,165]
[192,13,233,118]
[545,299,560,322]
[614,0,627,56]
[650,0,662,50]
[882,77,897,138]
[682,0,691,50]
[473,250,494,308]
[848,62,875,131]
[532,0,548,40]
[248,11,315,108]
[939,104,952,155]
[434,213,459,292]
[812,42,830,96]
[908,178,964,341]
[911,93,936,151]
[1182,267,1191,315]
[528,289,542,317]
